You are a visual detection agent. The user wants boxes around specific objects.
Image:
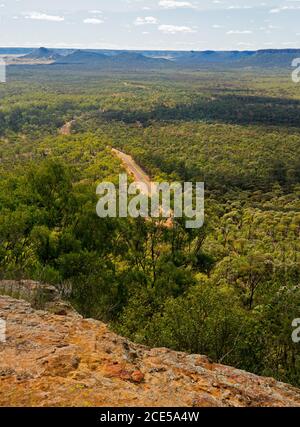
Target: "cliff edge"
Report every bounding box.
[0,285,300,407]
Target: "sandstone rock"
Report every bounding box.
[0,295,300,407]
[0,280,79,317]
[0,280,58,303]
[131,370,144,383]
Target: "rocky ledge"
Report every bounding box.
[0,294,300,407]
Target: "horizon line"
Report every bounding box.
[1,46,300,53]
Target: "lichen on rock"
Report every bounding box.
[0,287,300,407]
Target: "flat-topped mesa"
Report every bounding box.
[0,289,300,407]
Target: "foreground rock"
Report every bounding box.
[0,295,300,407]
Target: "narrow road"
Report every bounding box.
[59,120,76,136]
[111,148,173,227]
[111,148,155,196]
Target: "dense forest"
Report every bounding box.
[1,64,300,387]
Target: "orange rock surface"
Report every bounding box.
[1,295,300,407]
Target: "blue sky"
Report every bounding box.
[0,0,300,50]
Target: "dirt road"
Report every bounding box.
[111,148,172,226]
[59,120,76,136]
[111,148,155,196]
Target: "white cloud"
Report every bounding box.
[158,0,195,9]
[270,5,300,13]
[134,16,158,26]
[237,42,254,46]
[24,12,64,22]
[89,10,102,15]
[158,24,196,34]
[83,18,104,25]
[227,5,253,9]
[226,30,253,34]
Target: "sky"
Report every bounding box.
[0,0,300,51]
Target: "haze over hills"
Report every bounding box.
[23,47,62,61]
[2,47,300,69]
[46,49,173,70]
[54,50,108,64]
[174,49,300,69]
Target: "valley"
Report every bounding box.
[1,54,300,391]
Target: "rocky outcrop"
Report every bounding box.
[0,294,300,407]
[0,280,76,316]
[0,280,59,303]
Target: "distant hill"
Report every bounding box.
[173,49,300,68]
[174,50,254,65]
[239,49,300,68]
[54,50,173,69]
[55,50,108,64]
[104,52,171,68]
[0,48,32,55]
[56,48,300,69]
[3,46,300,69]
[23,47,62,60]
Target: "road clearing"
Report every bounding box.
[111,148,173,227]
